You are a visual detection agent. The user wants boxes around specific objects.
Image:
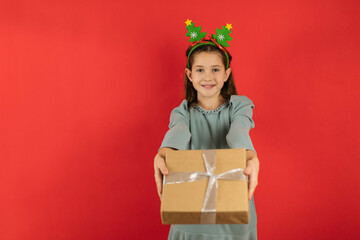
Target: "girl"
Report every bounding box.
[154,26,260,239]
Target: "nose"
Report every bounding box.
[204,70,213,81]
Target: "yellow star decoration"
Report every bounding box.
[185,19,192,26]
[225,23,233,31]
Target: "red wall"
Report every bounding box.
[1,0,359,239]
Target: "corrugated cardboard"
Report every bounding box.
[160,148,249,224]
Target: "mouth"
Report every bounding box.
[201,84,216,89]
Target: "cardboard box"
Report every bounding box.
[161,148,249,224]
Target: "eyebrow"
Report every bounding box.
[194,65,222,68]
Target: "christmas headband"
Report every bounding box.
[185,19,233,69]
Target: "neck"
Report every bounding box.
[197,95,226,110]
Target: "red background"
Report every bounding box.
[1,0,359,239]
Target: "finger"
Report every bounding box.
[157,180,162,200]
[158,159,168,176]
[248,170,258,200]
[244,166,252,176]
[154,160,167,179]
[155,175,163,200]
[154,167,162,183]
[154,156,168,175]
[154,165,166,201]
[248,185,254,200]
[244,166,252,199]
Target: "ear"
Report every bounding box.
[185,68,193,82]
[225,68,232,82]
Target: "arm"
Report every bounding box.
[226,96,259,200]
[245,150,260,200]
[155,101,191,200]
[226,96,256,152]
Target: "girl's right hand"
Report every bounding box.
[154,151,169,200]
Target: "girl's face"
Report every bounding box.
[185,51,232,101]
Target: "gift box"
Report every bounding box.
[160,148,249,224]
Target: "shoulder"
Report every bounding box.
[229,95,255,122]
[229,95,255,109]
[172,99,189,113]
[169,99,189,123]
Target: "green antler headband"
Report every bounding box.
[185,19,233,69]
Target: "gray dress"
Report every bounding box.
[160,95,257,240]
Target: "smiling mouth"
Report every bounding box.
[201,84,216,89]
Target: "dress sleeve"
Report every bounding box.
[226,95,256,154]
[159,100,191,151]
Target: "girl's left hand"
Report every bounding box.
[244,150,260,200]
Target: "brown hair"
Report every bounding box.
[184,41,238,107]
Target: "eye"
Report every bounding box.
[196,69,204,72]
[212,69,220,72]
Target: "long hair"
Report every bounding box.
[184,42,238,108]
